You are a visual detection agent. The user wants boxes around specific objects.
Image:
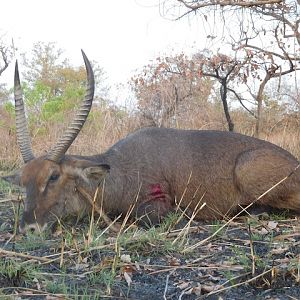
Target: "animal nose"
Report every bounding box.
[19,223,45,234]
[20,210,43,234]
[28,226,37,233]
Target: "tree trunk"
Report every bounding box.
[255,72,271,138]
[220,81,234,132]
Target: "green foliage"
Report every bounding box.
[45,279,68,294]
[16,230,51,251]
[40,85,84,123]
[0,177,20,194]
[230,245,251,271]
[0,258,41,287]
[22,80,85,125]
[88,269,115,291]
[3,101,14,117]
[288,256,300,273]
[119,224,183,257]
[10,41,107,136]
[159,211,182,231]
[210,220,226,237]
[23,81,51,109]
[269,210,290,221]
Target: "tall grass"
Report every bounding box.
[1,103,300,169]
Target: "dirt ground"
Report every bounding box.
[0,185,300,300]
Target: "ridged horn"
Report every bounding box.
[14,61,35,163]
[46,50,95,162]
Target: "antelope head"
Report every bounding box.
[3,51,110,233]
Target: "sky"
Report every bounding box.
[0,0,212,104]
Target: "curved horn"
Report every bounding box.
[14,61,35,163]
[46,50,95,162]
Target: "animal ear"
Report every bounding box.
[83,164,110,181]
[1,171,22,186]
[69,159,110,182]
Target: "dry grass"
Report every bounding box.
[2,102,300,169]
[0,105,140,168]
[1,103,300,298]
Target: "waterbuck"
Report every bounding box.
[3,51,300,233]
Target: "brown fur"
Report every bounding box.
[3,127,300,231]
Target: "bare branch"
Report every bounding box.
[177,0,283,11]
[228,87,257,118]
[0,45,9,76]
[240,43,297,61]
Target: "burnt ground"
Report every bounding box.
[0,182,300,300]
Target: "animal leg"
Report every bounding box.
[234,148,300,210]
[136,197,173,227]
[136,183,174,226]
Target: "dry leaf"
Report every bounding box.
[124,271,132,286]
[145,258,151,264]
[267,221,278,230]
[32,277,41,290]
[121,254,131,263]
[192,284,202,296]
[122,265,136,274]
[271,247,289,255]
[168,256,181,266]
[134,261,141,272]
[176,281,190,290]
[201,283,223,293]
[258,227,269,235]
[74,263,89,271]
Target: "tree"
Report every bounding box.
[190,52,244,132]
[132,53,214,128]
[2,42,109,132]
[0,37,12,77]
[21,41,108,99]
[0,34,13,104]
[160,0,300,136]
[21,42,64,90]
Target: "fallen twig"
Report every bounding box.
[0,248,50,262]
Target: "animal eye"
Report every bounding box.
[49,173,60,182]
